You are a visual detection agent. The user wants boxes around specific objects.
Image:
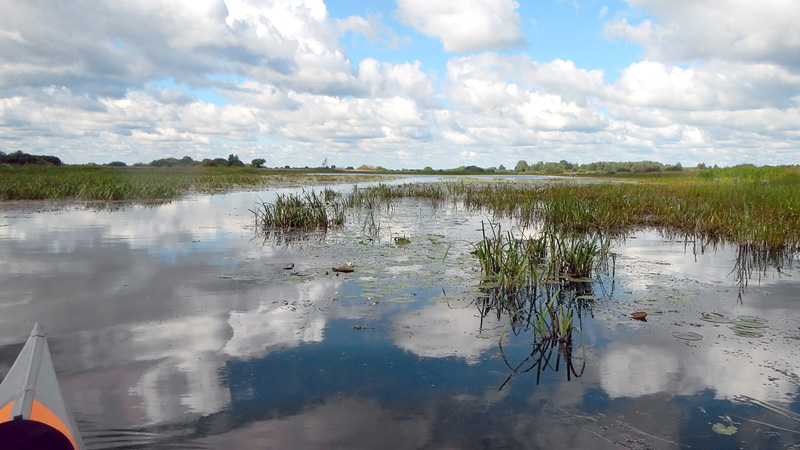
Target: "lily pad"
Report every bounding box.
[730,315,768,338]
[388,297,414,303]
[736,315,767,324]
[732,330,764,338]
[631,311,648,320]
[731,320,768,329]
[671,331,704,341]
[634,298,657,305]
[700,312,733,324]
[711,423,738,435]
[566,276,594,283]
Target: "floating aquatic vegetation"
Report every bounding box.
[700,312,734,324]
[634,298,657,305]
[712,423,738,435]
[631,311,648,320]
[699,313,768,338]
[394,236,411,245]
[712,415,739,435]
[671,331,704,341]
[731,315,768,338]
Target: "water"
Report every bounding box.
[1,182,799,449]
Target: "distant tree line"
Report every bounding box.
[146,154,246,167]
[0,150,62,165]
[0,150,703,175]
[513,159,684,174]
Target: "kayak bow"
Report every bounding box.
[0,323,84,450]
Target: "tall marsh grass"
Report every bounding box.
[0,165,283,201]
[252,189,346,230]
[435,177,800,250]
[0,165,382,201]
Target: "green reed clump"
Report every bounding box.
[547,232,601,279]
[252,189,346,230]
[473,221,609,298]
[346,183,446,209]
[474,222,541,294]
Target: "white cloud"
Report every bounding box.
[600,337,798,403]
[337,14,410,50]
[1,0,799,168]
[612,60,800,110]
[606,0,800,66]
[356,58,438,106]
[439,54,610,144]
[391,303,501,363]
[395,0,526,53]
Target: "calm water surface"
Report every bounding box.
[1,179,799,449]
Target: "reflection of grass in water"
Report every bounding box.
[492,288,587,389]
[731,242,795,288]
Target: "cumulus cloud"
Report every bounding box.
[610,60,800,111]
[391,304,500,363]
[605,0,800,67]
[1,0,799,168]
[438,53,610,148]
[395,0,526,53]
[337,14,411,50]
[0,0,358,97]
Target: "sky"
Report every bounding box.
[1,0,799,169]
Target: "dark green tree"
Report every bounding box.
[227,154,244,167]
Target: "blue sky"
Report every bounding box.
[330,0,643,81]
[1,0,798,169]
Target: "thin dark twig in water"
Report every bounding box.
[617,421,689,448]
[581,427,623,447]
[734,395,800,422]
[742,418,800,434]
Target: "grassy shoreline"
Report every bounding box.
[0,165,386,201]
[6,164,800,249]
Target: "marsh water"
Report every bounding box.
[1,176,799,449]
